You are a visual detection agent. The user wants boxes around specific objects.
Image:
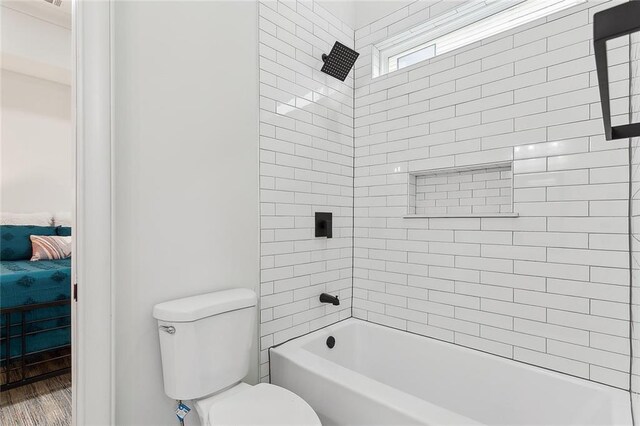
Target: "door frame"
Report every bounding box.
[73,0,114,424]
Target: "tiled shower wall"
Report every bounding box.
[258,0,354,381]
[353,0,632,389]
[412,165,513,216]
[631,31,640,409]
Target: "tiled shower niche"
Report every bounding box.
[407,162,517,218]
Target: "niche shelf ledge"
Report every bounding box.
[403,213,520,219]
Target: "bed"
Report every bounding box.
[0,225,72,390]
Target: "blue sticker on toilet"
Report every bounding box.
[176,402,191,421]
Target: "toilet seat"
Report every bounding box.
[207,383,321,426]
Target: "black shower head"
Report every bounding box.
[321,41,360,82]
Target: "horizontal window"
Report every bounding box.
[374,0,586,77]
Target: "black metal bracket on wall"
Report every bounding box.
[593,1,640,140]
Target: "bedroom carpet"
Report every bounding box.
[0,373,71,426]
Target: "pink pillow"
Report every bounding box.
[30,235,72,261]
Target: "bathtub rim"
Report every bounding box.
[270,328,483,425]
[269,317,632,425]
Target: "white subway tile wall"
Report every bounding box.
[258,0,354,382]
[411,165,513,216]
[354,0,632,389]
[630,30,640,407]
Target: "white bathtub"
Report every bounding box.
[270,318,631,426]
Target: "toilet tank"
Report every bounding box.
[153,288,257,400]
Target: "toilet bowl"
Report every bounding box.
[153,289,320,426]
[195,383,320,426]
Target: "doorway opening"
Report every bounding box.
[0,0,74,424]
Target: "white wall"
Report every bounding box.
[317,1,412,31]
[353,0,631,389]
[352,0,412,30]
[0,4,72,215]
[316,0,356,29]
[258,0,354,382]
[1,4,71,84]
[112,1,259,425]
[0,70,73,214]
[108,0,637,422]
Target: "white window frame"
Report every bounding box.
[373,0,586,78]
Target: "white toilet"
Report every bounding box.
[153,288,321,426]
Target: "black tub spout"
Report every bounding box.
[320,293,340,306]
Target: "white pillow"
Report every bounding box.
[0,212,54,226]
[30,235,72,261]
[53,212,73,227]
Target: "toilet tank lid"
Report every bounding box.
[153,288,257,322]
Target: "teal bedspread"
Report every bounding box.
[1,259,71,359]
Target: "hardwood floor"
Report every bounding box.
[0,373,71,426]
